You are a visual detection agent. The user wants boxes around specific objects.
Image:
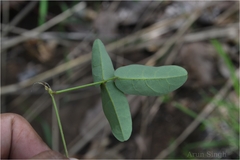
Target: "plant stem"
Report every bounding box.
[49,92,69,158]
[46,77,117,157]
[53,77,117,94]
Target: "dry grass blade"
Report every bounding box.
[1,15,185,95]
[2,1,10,25]
[67,95,142,156]
[155,69,239,159]
[215,3,239,24]
[106,16,181,52]
[68,119,108,156]
[1,54,90,95]
[145,2,213,66]
[1,2,86,51]
[114,23,238,56]
[184,23,239,42]
[2,1,38,36]
[23,94,50,122]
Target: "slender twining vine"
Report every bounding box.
[36,39,188,157]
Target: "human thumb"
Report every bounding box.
[30,150,67,159]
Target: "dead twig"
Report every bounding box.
[215,3,239,25]
[67,95,142,156]
[145,2,212,66]
[2,1,9,26]
[1,2,86,51]
[0,15,184,95]
[2,1,38,36]
[155,69,239,159]
[113,23,238,56]
[1,53,90,95]
[23,94,50,122]
[184,23,239,42]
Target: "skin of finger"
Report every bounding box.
[0,113,51,159]
[30,150,67,159]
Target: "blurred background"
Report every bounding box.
[1,1,239,159]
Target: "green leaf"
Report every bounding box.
[101,81,132,142]
[92,39,114,83]
[91,39,131,142]
[114,65,188,96]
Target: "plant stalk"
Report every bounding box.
[49,92,69,158]
[53,77,117,94]
[46,77,117,157]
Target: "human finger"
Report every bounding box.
[0,113,50,159]
[30,150,67,159]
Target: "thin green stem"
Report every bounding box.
[49,92,69,158]
[45,77,117,157]
[53,77,117,94]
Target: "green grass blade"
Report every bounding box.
[40,119,52,148]
[173,102,198,119]
[114,65,188,96]
[59,2,69,12]
[211,39,239,95]
[172,102,211,127]
[101,82,132,142]
[183,140,228,150]
[92,39,115,83]
[38,0,48,26]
